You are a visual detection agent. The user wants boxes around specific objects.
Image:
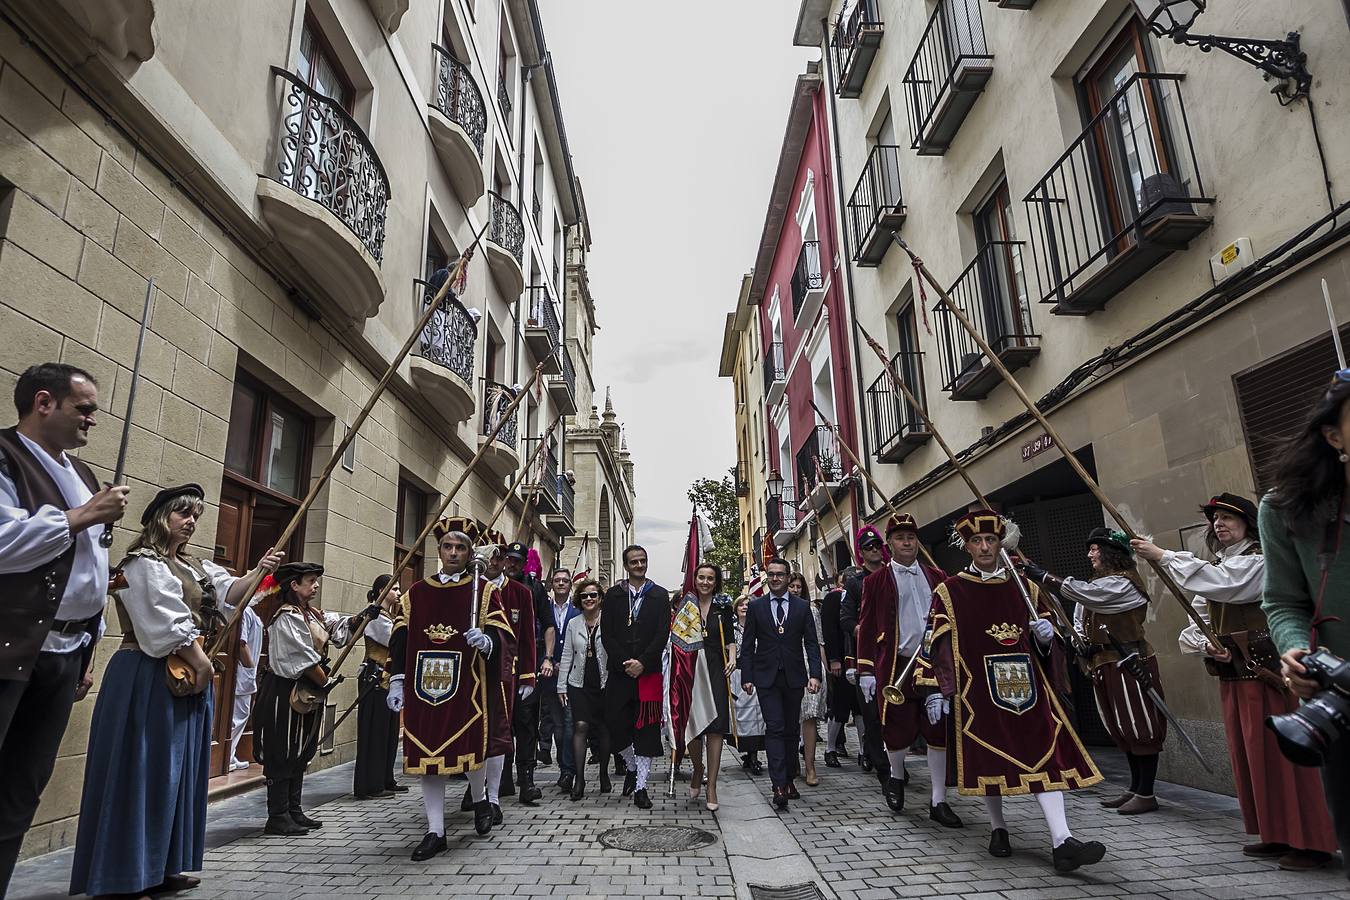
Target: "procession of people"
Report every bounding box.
[1,358,1349,900]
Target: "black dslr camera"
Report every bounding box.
[1266,649,1350,767]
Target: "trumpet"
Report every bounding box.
[880,648,924,705]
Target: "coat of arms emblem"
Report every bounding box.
[414,650,462,706]
[985,652,1037,714]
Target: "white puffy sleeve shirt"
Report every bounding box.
[267,607,352,679]
[119,556,238,659]
[1158,540,1265,655]
[1062,575,1148,638]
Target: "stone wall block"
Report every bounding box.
[0,66,100,187]
[94,153,163,239]
[197,410,229,463]
[0,301,62,369]
[112,218,188,301]
[151,293,211,364]
[0,26,65,104]
[183,274,221,330]
[159,209,213,277]
[159,441,222,493]
[63,179,117,250]
[171,350,232,412]
[0,189,82,276]
[0,240,100,346]
[96,302,176,388]
[78,237,157,320]
[158,390,203,451]
[0,117,70,212]
[59,88,134,169]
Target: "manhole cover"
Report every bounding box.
[748,884,825,900]
[597,824,718,853]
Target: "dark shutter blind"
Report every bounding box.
[1234,327,1348,494]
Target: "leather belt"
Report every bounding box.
[50,612,101,636]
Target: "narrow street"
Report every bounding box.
[12,751,1346,899]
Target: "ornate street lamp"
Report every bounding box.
[767,470,784,499]
[1131,0,1311,103]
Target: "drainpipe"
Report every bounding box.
[821,16,874,528]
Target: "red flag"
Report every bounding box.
[680,506,701,598]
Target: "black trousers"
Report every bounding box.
[512,686,541,777]
[0,650,82,897]
[756,671,804,789]
[855,683,891,780]
[353,685,399,797]
[1324,751,1350,879]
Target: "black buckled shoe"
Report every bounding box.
[520,776,542,805]
[490,802,503,826]
[473,800,493,836]
[988,828,1011,858]
[633,788,653,810]
[824,751,841,768]
[929,802,963,828]
[858,753,873,773]
[623,771,637,796]
[411,831,448,861]
[599,772,613,793]
[883,777,905,812]
[1052,837,1105,873]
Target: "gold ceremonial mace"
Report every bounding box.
[207,221,492,658]
[890,233,1221,648]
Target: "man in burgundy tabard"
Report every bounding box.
[856,514,960,827]
[387,521,512,859]
[926,509,1105,873]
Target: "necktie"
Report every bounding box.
[775,599,786,629]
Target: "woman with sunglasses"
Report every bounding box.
[557,579,612,799]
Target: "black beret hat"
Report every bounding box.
[275,562,324,588]
[140,483,205,526]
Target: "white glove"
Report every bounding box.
[386,674,404,712]
[845,668,858,686]
[518,684,534,701]
[1029,618,1055,646]
[925,693,949,725]
[859,674,877,702]
[465,627,492,653]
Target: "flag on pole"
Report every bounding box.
[571,532,591,585]
[665,509,718,755]
[680,506,703,597]
[451,244,474,295]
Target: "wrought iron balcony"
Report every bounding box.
[486,190,525,298]
[796,425,843,506]
[790,240,825,324]
[524,286,562,373]
[497,74,512,126]
[831,0,884,99]
[1023,73,1213,316]
[735,461,750,498]
[532,191,542,226]
[935,240,1040,400]
[767,488,800,542]
[481,379,519,449]
[847,145,906,267]
[546,341,578,415]
[752,527,765,567]
[430,45,487,205]
[865,351,931,463]
[902,0,993,155]
[558,474,575,529]
[522,437,561,514]
[763,341,786,408]
[411,277,478,406]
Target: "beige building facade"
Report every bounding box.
[721,274,770,581]
[793,0,1350,792]
[0,0,616,857]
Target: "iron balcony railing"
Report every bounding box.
[1023,72,1212,308]
[831,0,884,97]
[735,461,750,498]
[559,473,575,524]
[481,379,519,448]
[270,67,390,262]
[752,527,765,567]
[522,437,560,502]
[767,488,799,534]
[790,241,824,320]
[847,145,905,260]
[902,0,992,150]
[527,286,562,349]
[866,351,928,459]
[431,45,486,156]
[532,191,542,226]
[934,240,1039,394]
[497,74,512,126]
[488,191,525,265]
[558,342,576,398]
[413,277,477,384]
[763,341,786,395]
[796,425,843,500]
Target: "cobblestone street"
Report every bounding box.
[12,749,1347,899]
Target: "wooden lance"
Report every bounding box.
[890,233,1219,647]
[207,221,491,657]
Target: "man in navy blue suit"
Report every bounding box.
[739,558,823,809]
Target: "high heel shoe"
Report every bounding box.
[688,767,703,800]
[569,779,585,802]
[705,785,719,812]
[599,773,613,793]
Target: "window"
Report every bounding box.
[396,478,432,588]
[288,15,355,210]
[973,181,1031,346]
[425,233,450,282]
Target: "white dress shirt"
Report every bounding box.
[267,607,350,679]
[1064,575,1148,639]
[890,559,931,656]
[1164,539,1265,655]
[0,432,109,654]
[118,554,237,658]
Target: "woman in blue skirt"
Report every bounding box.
[69,484,282,898]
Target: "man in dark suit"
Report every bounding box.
[740,558,822,809]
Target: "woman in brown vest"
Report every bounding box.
[1021,528,1166,815]
[1134,494,1338,871]
[353,574,405,800]
[69,484,282,899]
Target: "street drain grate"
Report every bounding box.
[597,825,718,853]
[747,884,826,900]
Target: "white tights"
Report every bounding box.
[982,791,1072,847]
[485,755,505,803]
[421,768,487,836]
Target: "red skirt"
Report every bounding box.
[1219,678,1337,853]
[1090,657,1167,755]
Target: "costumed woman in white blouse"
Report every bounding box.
[252,561,366,836]
[69,484,282,899]
[353,574,405,800]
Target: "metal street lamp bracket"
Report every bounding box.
[1171,28,1311,103]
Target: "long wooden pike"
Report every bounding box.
[482,412,563,540]
[207,221,491,656]
[890,233,1219,647]
[325,361,553,679]
[811,452,850,573]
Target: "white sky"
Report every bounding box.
[543,1,814,583]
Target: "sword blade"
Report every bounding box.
[1143,684,1213,774]
[113,277,155,485]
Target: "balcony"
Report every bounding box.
[796,425,845,512]
[866,351,931,463]
[522,438,562,515]
[429,45,487,206]
[257,67,389,322]
[1023,73,1213,316]
[478,380,521,477]
[409,278,478,424]
[848,145,906,267]
[497,75,512,127]
[903,0,993,156]
[763,341,786,408]
[790,240,826,327]
[767,489,801,547]
[546,342,578,415]
[524,287,563,373]
[546,473,576,537]
[935,240,1040,400]
[752,527,765,568]
[486,191,525,299]
[54,0,155,60]
[831,0,884,99]
[735,461,750,498]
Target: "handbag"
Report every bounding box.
[165,636,210,697]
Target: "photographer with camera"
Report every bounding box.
[1260,373,1350,877]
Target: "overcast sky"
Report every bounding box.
[543,2,814,582]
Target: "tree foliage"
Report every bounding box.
[687,468,744,594]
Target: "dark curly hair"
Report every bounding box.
[1266,379,1350,536]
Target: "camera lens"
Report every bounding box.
[1266,694,1349,767]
